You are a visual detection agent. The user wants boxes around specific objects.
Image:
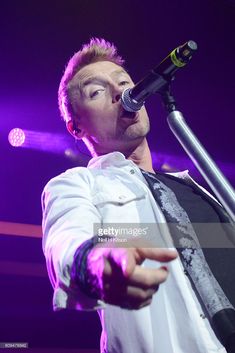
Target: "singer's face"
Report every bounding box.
[69,61,150,155]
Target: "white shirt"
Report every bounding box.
[42,152,226,353]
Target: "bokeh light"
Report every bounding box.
[8,128,26,147]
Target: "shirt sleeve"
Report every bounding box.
[41,167,105,311]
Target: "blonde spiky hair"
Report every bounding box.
[58,38,125,123]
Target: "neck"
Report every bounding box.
[126,139,154,173]
[91,138,155,173]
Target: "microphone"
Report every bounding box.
[121,40,197,112]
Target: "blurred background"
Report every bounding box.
[0,0,234,351]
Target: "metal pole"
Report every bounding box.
[167,110,235,223]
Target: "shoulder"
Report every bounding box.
[42,166,95,193]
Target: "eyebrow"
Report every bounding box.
[81,77,105,88]
[81,69,129,88]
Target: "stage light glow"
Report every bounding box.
[8,128,25,147]
[6,129,235,181]
[7,128,71,154]
[64,148,79,160]
[64,148,73,157]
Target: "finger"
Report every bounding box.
[102,266,164,306]
[121,285,156,310]
[136,247,178,264]
[126,285,157,301]
[128,265,169,289]
[103,283,156,309]
[121,298,153,310]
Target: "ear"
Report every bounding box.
[66,120,85,140]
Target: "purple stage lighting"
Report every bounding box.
[7,128,74,155]
[8,128,25,147]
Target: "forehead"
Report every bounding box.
[71,61,130,87]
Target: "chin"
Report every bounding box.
[125,125,150,140]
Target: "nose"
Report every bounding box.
[111,84,123,103]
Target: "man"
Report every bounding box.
[42,38,235,352]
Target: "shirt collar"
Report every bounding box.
[87,151,134,169]
[87,151,190,180]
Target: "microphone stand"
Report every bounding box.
[160,87,235,224]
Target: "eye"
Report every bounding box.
[119,81,130,86]
[90,89,105,98]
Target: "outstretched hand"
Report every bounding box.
[87,245,178,309]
